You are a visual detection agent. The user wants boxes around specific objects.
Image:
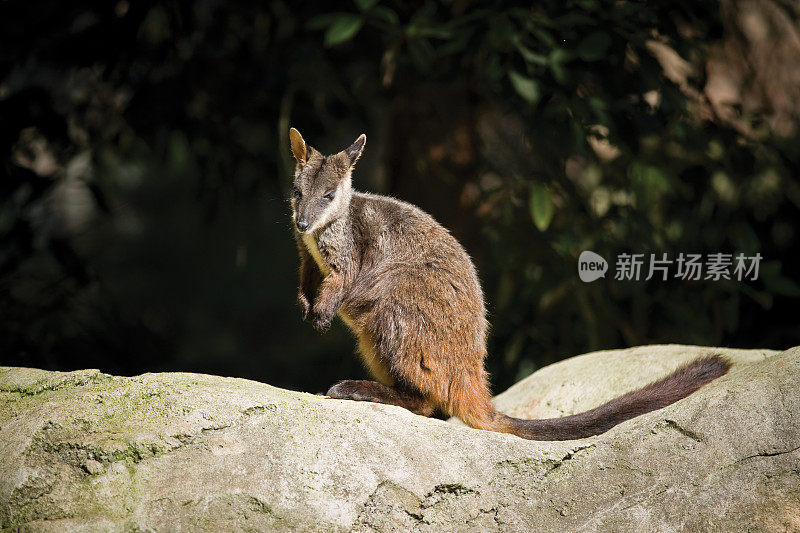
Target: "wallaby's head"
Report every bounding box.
[289,128,365,234]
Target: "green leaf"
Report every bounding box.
[761,262,800,297]
[529,183,554,231]
[509,71,540,104]
[323,14,364,47]
[517,46,548,66]
[549,48,571,84]
[628,162,671,206]
[306,13,341,31]
[531,28,555,47]
[408,38,436,70]
[503,331,526,365]
[437,29,472,56]
[766,277,800,297]
[576,31,612,61]
[588,97,611,126]
[409,2,437,26]
[555,13,595,26]
[371,6,399,25]
[415,26,453,39]
[354,0,379,10]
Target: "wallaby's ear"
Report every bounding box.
[345,134,366,166]
[289,127,307,165]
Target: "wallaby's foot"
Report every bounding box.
[326,380,435,416]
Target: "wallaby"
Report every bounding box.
[288,127,731,440]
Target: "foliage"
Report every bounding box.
[1,0,798,392]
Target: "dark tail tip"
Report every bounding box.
[501,353,733,441]
[679,353,733,386]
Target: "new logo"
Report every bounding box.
[578,251,608,282]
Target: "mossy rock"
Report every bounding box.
[1,345,798,531]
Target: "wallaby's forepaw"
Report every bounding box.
[298,293,311,320]
[311,311,333,332]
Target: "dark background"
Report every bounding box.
[2,0,799,394]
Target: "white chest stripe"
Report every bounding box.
[302,233,330,275]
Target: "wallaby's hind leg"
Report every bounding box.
[326,380,435,416]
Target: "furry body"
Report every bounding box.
[288,128,730,440]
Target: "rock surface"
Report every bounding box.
[1,344,798,532]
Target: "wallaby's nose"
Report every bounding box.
[296,219,309,232]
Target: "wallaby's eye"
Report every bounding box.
[323,190,335,201]
[292,187,301,198]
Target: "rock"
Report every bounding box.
[491,344,776,419]
[82,459,104,476]
[0,345,798,532]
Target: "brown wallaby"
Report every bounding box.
[288,127,731,440]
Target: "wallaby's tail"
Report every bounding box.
[494,355,731,441]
